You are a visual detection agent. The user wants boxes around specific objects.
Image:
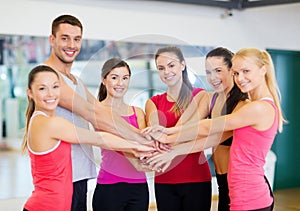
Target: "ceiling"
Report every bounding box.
[145,0,300,10]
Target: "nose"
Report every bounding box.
[235,73,244,83]
[47,88,54,96]
[117,78,123,85]
[164,67,171,74]
[67,39,76,48]
[210,71,217,80]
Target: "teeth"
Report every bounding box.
[213,82,221,86]
[165,75,174,80]
[46,99,56,103]
[65,51,75,56]
[114,88,124,92]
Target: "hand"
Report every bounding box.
[141,125,171,144]
[130,142,156,158]
[145,149,177,173]
[154,140,171,152]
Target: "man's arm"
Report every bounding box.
[58,77,149,144]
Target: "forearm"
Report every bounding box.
[166,120,208,144]
[175,91,209,126]
[93,102,148,143]
[171,131,232,156]
[58,81,97,124]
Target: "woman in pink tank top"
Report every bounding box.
[144,48,286,211]
[92,58,151,211]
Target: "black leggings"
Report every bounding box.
[155,181,211,211]
[216,173,230,211]
[71,179,88,211]
[92,182,149,211]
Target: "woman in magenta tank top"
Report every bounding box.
[92,58,150,211]
[145,48,286,211]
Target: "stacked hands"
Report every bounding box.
[137,125,176,173]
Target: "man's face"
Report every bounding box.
[50,23,82,64]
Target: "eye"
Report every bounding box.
[205,70,211,75]
[74,37,81,42]
[232,71,239,76]
[243,69,250,74]
[157,67,164,71]
[123,76,129,80]
[111,76,117,80]
[169,63,175,68]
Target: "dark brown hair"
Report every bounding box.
[51,14,83,36]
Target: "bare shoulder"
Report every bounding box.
[233,99,250,112]
[234,99,273,116]
[134,106,145,116]
[29,115,56,137]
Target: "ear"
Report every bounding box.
[26,88,33,100]
[260,65,267,75]
[181,60,186,71]
[49,34,55,46]
[101,77,106,86]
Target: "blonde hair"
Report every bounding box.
[233,48,287,132]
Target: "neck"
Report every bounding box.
[249,83,272,101]
[167,80,182,102]
[224,81,235,97]
[102,97,125,108]
[35,109,55,117]
[44,54,73,75]
[45,55,77,84]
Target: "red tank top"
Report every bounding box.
[150,88,211,184]
[24,112,73,211]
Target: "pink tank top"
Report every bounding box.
[24,111,73,211]
[97,106,147,184]
[228,98,278,210]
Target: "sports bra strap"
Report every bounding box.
[208,92,219,118]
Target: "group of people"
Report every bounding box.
[22,14,285,211]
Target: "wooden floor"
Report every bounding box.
[1,147,300,210]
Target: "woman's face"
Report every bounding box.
[102,66,131,99]
[205,56,233,94]
[156,52,185,88]
[232,56,266,93]
[27,72,60,114]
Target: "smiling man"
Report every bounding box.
[44,15,97,211]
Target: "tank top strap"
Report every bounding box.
[131,106,136,115]
[32,110,48,118]
[260,97,274,103]
[27,111,61,154]
[29,111,48,132]
[208,92,219,118]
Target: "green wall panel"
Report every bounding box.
[267,49,300,190]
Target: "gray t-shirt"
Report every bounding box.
[55,73,97,182]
